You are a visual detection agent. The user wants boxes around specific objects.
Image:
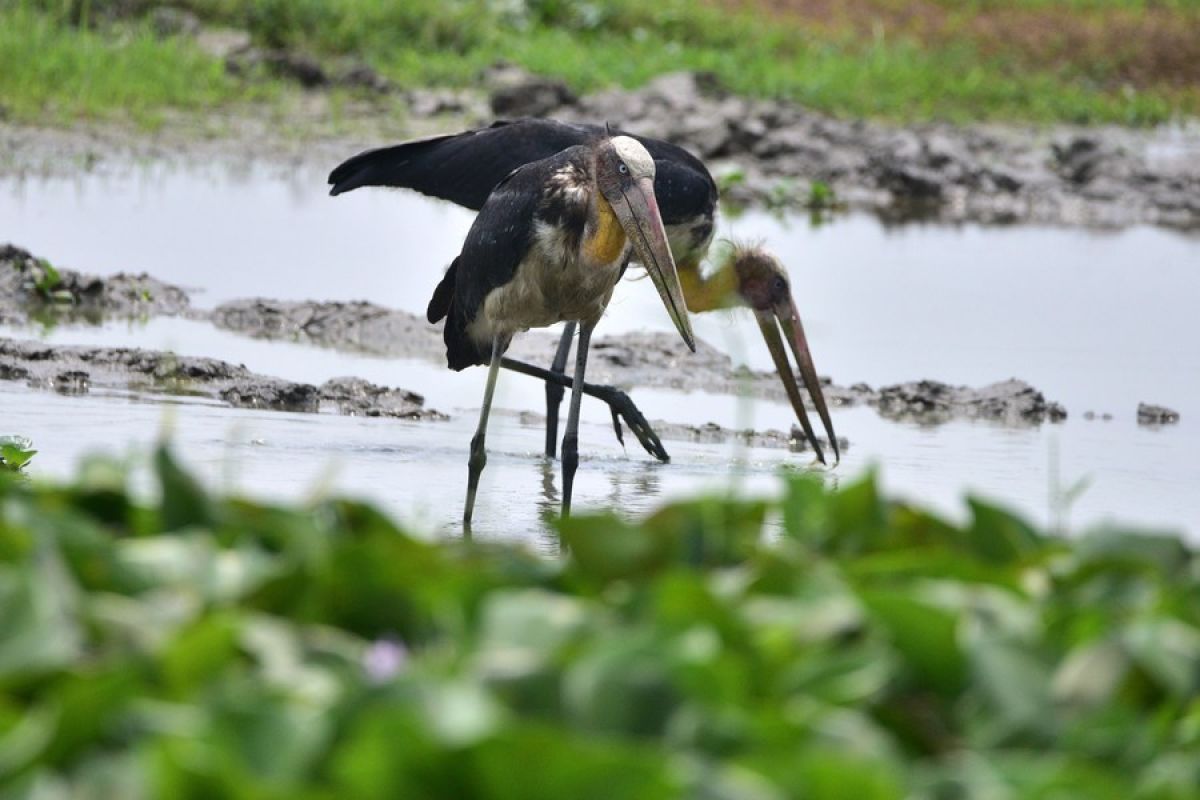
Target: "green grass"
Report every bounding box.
[1,445,1198,797]
[0,6,251,127]
[0,0,1194,128]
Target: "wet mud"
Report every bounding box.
[3,69,1198,230]
[211,297,1070,425]
[545,71,1200,229]
[1,245,1080,430]
[1138,402,1181,425]
[0,244,191,325]
[0,337,445,420]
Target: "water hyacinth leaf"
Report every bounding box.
[330,698,463,798]
[564,632,682,737]
[781,473,829,542]
[39,666,142,768]
[0,705,56,783]
[827,471,888,552]
[0,557,84,687]
[470,723,680,800]
[965,633,1055,741]
[0,437,36,472]
[1071,527,1192,578]
[160,613,241,696]
[1122,618,1200,698]
[643,498,769,566]
[419,680,504,747]
[858,590,966,694]
[558,512,681,584]
[1136,751,1200,799]
[746,747,906,800]
[965,497,1044,565]
[560,499,768,584]
[479,589,589,651]
[154,445,213,531]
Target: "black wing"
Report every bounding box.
[436,148,581,370]
[328,118,715,227]
[329,119,595,208]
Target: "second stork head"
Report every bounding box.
[715,244,840,465]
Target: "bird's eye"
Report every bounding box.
[618,163,628,175]
[773,277,787,293]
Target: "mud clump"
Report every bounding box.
[0,244,190,324]
[534,70,1200,229]
[0,336,445,420]
[321,377,446,420]
[211,296,1070,428]
[873,379,1068,424]
[1137,402,1181,425]
[212,298,442,359]
[485,62,578,118]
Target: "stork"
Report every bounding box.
[426,133,694,523]
[329,118,838,465]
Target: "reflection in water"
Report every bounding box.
[536,459,561,553]
[1,162,1198,538]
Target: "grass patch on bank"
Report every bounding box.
[0,0,1196,126]
[0,7,254,127]
[1,445,1199,797]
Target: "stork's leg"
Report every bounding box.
[501,358,669,463]
[464,337,503,530]
[543,322,576,459]
[560,320,594,517]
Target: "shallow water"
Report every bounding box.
[2,160,1198,539]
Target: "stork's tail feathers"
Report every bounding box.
[427,258,458,324]
[428,258,491,371]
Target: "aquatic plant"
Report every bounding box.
[0,446,1197,798]
[0,435,35,472]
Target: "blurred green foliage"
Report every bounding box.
[1,447,1198,798]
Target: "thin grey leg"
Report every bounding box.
[560,320,594,517]
[464,337,503,530]
[544,322,576,459]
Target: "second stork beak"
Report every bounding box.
[754,298,840,466]
[616,176,696,352]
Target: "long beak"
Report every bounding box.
[616,176,696,352]
[754,299,839,466]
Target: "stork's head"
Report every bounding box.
[726,245,840,466]
[594,135,695,353]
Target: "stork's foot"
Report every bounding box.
[590,385,670,464]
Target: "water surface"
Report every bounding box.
[2,160,1196,539]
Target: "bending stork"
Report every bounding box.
[330,118,838,465]
[427,134,694,524]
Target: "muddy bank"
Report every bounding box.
[2,245,1072,427]
[0,244,191,325]
[210,297,1068,425]
[552,71,1200,229]
[0,337,444,420]
[4,68,1198,230]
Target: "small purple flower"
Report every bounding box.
[363,637,408,683]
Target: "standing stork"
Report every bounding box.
[330,118,838,465]
[426,133,694,523]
